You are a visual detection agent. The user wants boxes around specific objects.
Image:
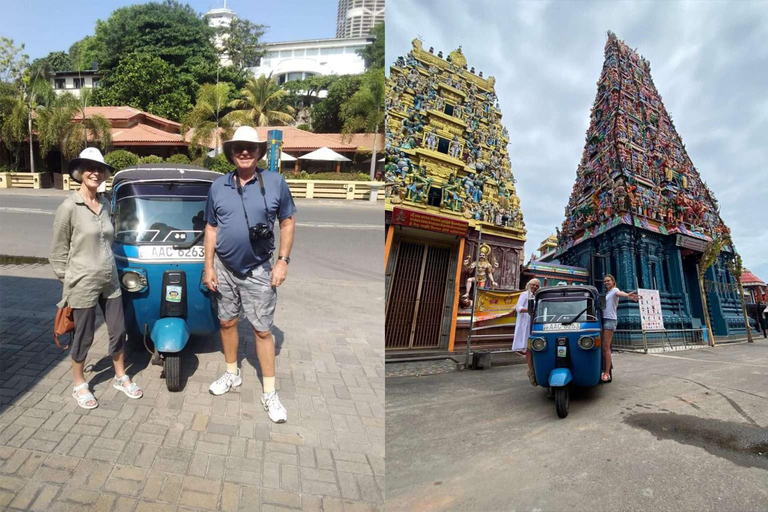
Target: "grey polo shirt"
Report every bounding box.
[205,170,296,275]
[50,191,121,308]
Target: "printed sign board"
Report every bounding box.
[392,207,468,237]
[637,288,665,331]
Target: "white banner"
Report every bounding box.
[637,288,665,331]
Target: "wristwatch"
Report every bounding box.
[277,256,291,264]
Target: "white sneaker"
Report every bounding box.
[209,369,242,395]
[261,392,287,423]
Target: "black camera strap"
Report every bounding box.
[234,170,271,229]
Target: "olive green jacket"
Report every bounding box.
[49,191,121,308]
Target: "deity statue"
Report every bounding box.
[448,135,462,159]
[462,244,498,298]
[406,166,432,204]
[441,174,464,212]
[424,127,438,151]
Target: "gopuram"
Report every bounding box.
[384,39,525,353]
[556,31,747,337]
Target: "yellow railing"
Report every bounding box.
[0,172,44,189]
[2,173,383,201]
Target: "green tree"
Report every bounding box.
[225,75,295,127]
[216,18,266,72]
[94,52,192,121]
[68,36,103,71]
[310,75,363,133]
[105,150,139,171]
[339,69,384,179]
[359,22,384,69]
[37,90,112,165]
[725,248,754,343]
[29,51,73,80]
[182,82,234,156]
[0,37,27,84]
[91,1,216,73]
[698,237,723,347]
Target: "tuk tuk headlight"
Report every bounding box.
[531,337,547,352]
[120,270,147,292]
[578,336,596,350]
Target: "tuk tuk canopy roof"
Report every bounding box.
[112,165,223,187]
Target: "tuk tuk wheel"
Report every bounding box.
[164,354,182,392]
[554,386,569,418]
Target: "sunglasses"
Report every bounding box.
[232,144,259,154]
[82,167,106,173]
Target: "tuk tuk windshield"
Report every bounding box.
[533,298,598,324]
[114,183,210,244]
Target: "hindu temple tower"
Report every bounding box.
[556,31,747,338]
[384,40,526,354]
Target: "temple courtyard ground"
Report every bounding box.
[386,342,768,512]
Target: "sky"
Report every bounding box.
[387,0,768,281]
[0,0,339,59]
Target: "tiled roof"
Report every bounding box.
[322,133,384,151]
[191,126,360,152]
[112,124,185,145]
[742,270,766,286]
[82,107,181,128]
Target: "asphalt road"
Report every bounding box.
[386,343,768,512]
[0,189,383,283]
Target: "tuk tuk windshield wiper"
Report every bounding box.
[562,307,588,325]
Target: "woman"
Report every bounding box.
[512,278,540,385]
[50,147,143,409]
[601,274,638,382]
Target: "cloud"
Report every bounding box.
[387,0,768,278]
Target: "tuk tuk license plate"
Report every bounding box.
[138,246,205,260]
[543,323,581,331]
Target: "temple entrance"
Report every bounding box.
[682,253,704,324]
[386,241,452,350]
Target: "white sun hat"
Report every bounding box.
[68,147,115,182]
[222,126,267,164]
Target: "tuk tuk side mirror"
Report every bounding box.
[528,298,535,318]
[599,295,606,311]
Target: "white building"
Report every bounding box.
[51,70,101,98]
[336,0,385,39]
[205,2,237,66]
[250,37,371,85]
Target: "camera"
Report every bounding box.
[249,223,274,242]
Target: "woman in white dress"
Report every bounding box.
[512,278,540,385]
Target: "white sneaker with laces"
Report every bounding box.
[261,392,287,423]
[209,369,242,395]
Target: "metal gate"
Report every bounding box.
[386,241,451,350]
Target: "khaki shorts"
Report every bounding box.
[213,255,276,332]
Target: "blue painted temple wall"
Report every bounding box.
[559,225,747,336]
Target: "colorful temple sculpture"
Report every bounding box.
[556,31,748,337]
[384,39,526,353]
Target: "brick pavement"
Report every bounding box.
[0,264,384,511]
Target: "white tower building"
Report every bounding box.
[206,1,237,66]
[335,0,385,39]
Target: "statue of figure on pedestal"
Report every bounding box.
[441,174,464,212]
[406,166,432,204]
[424,127,438,151]
[449,135,462,159]
[462,244,498,298]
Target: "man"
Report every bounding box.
[203,126,296,423]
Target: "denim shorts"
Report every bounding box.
[214,255,276,332]
[603,319,618,332]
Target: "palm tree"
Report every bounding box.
[224,74,295,127]
[0,74,53,171]
[340,68,385,180]
[725,249,754,343]
[698,236,723,347]
[37,90,111,164]
[181,82,233,156]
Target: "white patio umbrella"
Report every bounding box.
[280,151,297,162]
[298,147,351,162]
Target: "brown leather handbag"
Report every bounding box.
[53,307,75,350]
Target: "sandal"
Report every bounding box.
[72,383,98,410]
[601,372,612,383]
[113,375,143,399]
[527,369,538,386]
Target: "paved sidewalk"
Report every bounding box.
[0,263,384,511]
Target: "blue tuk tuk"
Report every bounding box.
[111,165,221,391]
[528,285,607,418]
